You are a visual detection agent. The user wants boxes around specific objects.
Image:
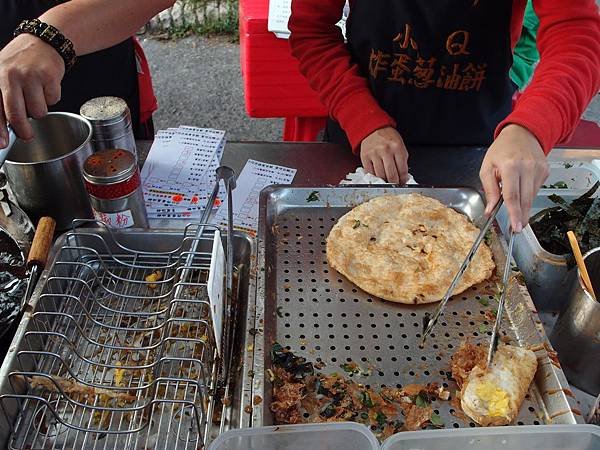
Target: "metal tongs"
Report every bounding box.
[176,165,236,368]
[421,196,504,346]
[486,229,515,367]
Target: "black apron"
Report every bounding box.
[0,0,140,130]
[326,0,515,149]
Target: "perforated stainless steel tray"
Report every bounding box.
[249,186,582,431]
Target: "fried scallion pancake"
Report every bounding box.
[326,193,495,303]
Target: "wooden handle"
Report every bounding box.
[567,231,596,301]
[27,217,56,269]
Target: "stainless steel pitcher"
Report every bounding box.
[550,247,600,396]
[2,113,95,230]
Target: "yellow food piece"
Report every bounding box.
[145,271,163,289]
[114,363,125,387]
[475,380,510,417]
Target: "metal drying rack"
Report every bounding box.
[0,218,233,449]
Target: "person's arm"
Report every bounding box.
[0,0,175,146]
[38,0,175,56]
[289,0,408,183]
[480,0,600,233]
[498,0,600,152]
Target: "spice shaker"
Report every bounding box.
[80,97,137,157]
[83,149,148,228]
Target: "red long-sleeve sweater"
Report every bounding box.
[288,0,600,154]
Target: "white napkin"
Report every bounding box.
[339,167,417,185]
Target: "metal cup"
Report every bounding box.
[550,247,600,396]
[3,112,94,230]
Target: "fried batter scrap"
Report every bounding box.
[22,375,137,404]
[145,270,163,290]
[450,342,486,389]
[269,343,449,440]
[404,404,434,431]
[270,367,305,424]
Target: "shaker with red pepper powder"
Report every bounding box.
[83,149,148,228]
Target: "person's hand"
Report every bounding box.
[480,124,549,233]
[0,34,65,148]
[360,127,409,184]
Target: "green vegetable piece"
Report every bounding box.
[361,391,374,408]
[352,220,361,229]
[484,229,493,246]
[320,402,335,418]
[553,181,568,189]
[341,363,359,374]
[563,162,573,169]
[306,191,320,202]
[430,413,444,427]
[415,393,429,408]
[360,412,369,420]
[478,297,489,307]
[479,324,487,334]
[376,411,387,427]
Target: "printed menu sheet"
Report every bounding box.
[211,159,296,235]
[141,128,297,232]
[141,126,226,219]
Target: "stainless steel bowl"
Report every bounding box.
[550,247,600,396]
[3,112,94,229]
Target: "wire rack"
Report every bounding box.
[0,222,226,450]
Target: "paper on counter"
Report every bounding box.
[145,140,226,218]
[212,159,296,235]
[141,126,226,219]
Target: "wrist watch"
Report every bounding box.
[14,18,77,72]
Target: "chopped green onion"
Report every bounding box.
[306,191,320,202]
[430,413,444,427]
[361,391,374,408]
[415,393,429,408]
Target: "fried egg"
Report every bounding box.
[461,344,538,426]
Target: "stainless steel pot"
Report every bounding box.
[3,112,94,230]
[550,247,600,396]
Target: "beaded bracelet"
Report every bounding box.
[14,18,77,72]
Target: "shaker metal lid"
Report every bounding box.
[83,149,137,184]
[80,97,129,123]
